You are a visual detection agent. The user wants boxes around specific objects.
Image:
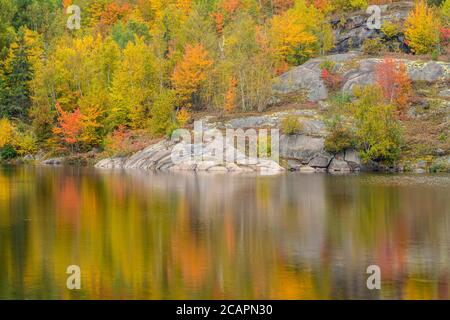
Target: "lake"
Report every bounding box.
[0,166,449,299]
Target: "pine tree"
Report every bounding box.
[1,29,33,120]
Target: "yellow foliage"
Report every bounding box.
[0,118,15,148]
[176,108,191,127]
[405,0,440,54]
[270,0,334,65]
[224,77,238,113]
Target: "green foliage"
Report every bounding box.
[325,115,355,154]
[381,21,401,39]
[281,116,303,135]
[149,90,178,137]
[112,20,150,49]
[351,86,403,164]
[0,144,17,160]
[0,28,33,119]
[319,60,336,72]
[362,38,386,55]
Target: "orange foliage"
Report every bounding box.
[53,102,83,145]
[221,0,241,15]
[224,77,238,113]
[212,12,224,35]
[99,2,131,27]
[171,44,213,108]
[375,58,413,115]
[63,0,73,8]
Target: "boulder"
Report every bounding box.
[328,158,351,173]
[42,158,63,166]
[308,152,333,168]
[343,59,450,94]
[96,138,285,174]
[280,134,325,164]
[272,52,360,102]
[331,1,414,53]
[299,166,316,173]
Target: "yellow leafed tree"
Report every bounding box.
[404,0,440,54]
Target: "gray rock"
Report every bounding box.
[308,152,333,168]
[345,149,361,165]
[42,158,63,165]
[287,160,302,171]
[343,59,450,95]
[438,89,450,98]
[280,134,325,164]
[272,52,360,102]
[408,61,445,82]
[299,166,316,173]
[96,138,285,175]
[331,1,414,53]
[273,65,328,102]
[328,158,351,173]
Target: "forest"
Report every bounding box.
[0,0,449,163]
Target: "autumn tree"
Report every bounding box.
[52,102,83,152]
[270,0,334,66]
[171,43,213,109]
[375,58,413,115]
[405,0,441,54]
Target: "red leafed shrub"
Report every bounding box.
[105,125,151,156]
[441,28,450,45]
[53,102,83,146]
[375,58,413,116]
[321,68,343,91]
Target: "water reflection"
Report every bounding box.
[0,166,449,299]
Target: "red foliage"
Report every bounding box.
[375,58,413,115]
[53,102,83,145]
[441,28,450,45]
[321,68,343,91]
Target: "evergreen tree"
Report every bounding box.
[1,29,33,119]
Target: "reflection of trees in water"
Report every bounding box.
[0,166,448,299]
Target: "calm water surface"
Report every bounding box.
[0,166,449,299]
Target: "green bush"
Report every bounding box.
[325,116,355,154]
[281,116,303,135]
[351,86,403,164]
[0,144,17,160]
[381,21,402,39]
[362,38,386,55]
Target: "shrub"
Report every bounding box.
[405,0,441,54]
[362,38,386,55]
[321,68,343,91]
[381,21,402,39]
[320,60,336,72]
[375,58,413,114]
[281,116,303,135]
[351,85,403,164]
[325,116,355,154]
[0,144,17,160]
